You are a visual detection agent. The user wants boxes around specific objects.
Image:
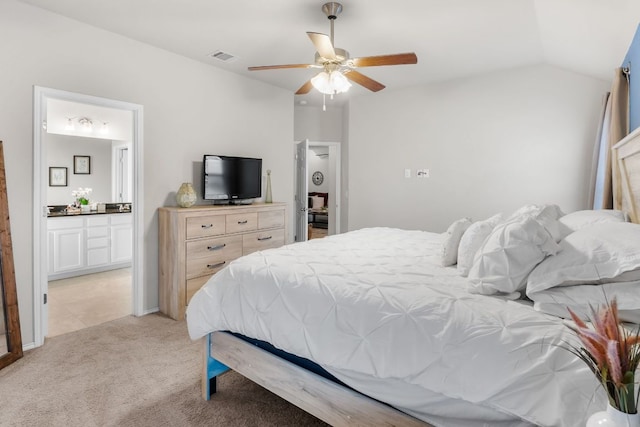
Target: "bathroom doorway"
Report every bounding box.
[33,86,143,346]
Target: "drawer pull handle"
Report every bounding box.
[201,224,214,229]
[207,244,226,251]
[237,220,248,225]
[257,236,272,241]
[207,261,226,269]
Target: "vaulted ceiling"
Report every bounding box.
[17,0,640,105]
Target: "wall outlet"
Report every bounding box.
[404,168,411,178]
[417,169,430,178]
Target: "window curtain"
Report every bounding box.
[589,93,611,209]
[591,68,629,209]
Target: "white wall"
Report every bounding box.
[348,64,610,232]
[294,105,343,142]
[294,104,349,229]
[46,134,112,205]
[0,0,294,347]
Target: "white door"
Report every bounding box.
[295,140,309,242]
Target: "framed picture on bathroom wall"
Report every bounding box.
[73,155,91,174]
[49,167,67,187]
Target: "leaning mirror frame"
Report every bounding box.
[0,141,23,369]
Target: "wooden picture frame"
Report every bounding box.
[49,167,68,187]
[73,155,91,174]
[0,141,23,369]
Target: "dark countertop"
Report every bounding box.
[47,203,132,217]
[47,208,131,217]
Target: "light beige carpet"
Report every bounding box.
[0,313,328,426]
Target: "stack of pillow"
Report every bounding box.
[440,205,640,322]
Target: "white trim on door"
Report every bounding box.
[32,86,144,347]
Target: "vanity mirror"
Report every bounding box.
[0,141,23,369]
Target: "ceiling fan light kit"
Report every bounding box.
[248,2,418,103]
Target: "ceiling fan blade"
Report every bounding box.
[351,53,418,67]
[344,70,385,92]
[307,32,336,60]
[248,64,314,71]
[295,80,314,95]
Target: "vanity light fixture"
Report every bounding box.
[100,121,109,135]
[78,117,93,132]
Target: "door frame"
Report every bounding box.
[295,140,341,240]
[32,86,144,347]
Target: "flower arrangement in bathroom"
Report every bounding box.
[71,187,92,211]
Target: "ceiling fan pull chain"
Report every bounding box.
[323,93,326,111]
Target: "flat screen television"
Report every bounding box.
[202,155,262,204]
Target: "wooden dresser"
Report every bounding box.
[158,202,287,320]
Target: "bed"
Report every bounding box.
[185,129,640,427]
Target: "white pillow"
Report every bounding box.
[507,204,564,222]
[532,283,640,324]
[558,209,626,232]
[507,203,569,242]
[468,216,559,295]
[457,213,503,276]
[440,217,472,266]
[311,195,324,209]
[526,222,640,295]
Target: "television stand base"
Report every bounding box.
[211,199,255,206]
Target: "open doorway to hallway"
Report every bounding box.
[295,140,341,241]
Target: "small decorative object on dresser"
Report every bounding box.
[265,169,273,203]
[566,299,640,427]
[176,182,197,208]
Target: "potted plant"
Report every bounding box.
[566,299,640,426]
[71,187,92,212]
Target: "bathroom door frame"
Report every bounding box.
[32,86,144,347]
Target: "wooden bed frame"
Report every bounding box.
[199,127,640,426]
[613,126,640,223]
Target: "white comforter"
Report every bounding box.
[186,228,605,427]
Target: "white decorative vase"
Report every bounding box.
[81,204,90,213]
[265,169,273,203]
[176,182,196,208]
[587,404,640,427]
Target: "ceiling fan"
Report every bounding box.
[248,2,418,96]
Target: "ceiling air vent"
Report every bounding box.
[209,50,238,63]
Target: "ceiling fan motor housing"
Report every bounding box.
[322,2,343,20]
[315,48,349,65]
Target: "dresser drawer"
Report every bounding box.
[243,229,285,255]
[186,215,226,239]
[186,274,213,305]
[258,210,285,229]
[226,212,258,234]
[186,235,242,279]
